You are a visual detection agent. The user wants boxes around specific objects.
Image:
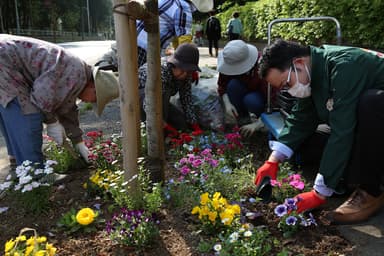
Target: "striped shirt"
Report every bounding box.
[136,0,194,51]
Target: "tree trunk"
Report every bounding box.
[112,0,140,193]
[144,0,165,183]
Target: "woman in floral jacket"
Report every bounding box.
[0,35,119,168]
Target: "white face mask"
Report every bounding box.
[287,64,311,98]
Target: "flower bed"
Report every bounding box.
[0,127,354,255]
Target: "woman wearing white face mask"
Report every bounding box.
[253,39,384,224]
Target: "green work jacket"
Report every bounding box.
[278,45,384,189]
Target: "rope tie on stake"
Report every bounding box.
[113,0,157,27]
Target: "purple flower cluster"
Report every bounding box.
[105,208,159,237]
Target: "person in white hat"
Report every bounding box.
[0,35,119,169]
[217,40,274,135]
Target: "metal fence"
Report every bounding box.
[7,28,114,43]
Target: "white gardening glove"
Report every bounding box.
[222,93,238,121]
[46,121,66,145]
[239,119,265,137]
[75,142,90,163]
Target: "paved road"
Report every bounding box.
[1,44,383,255]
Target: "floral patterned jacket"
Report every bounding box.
[138,60,197,124]
[0,34,92,143]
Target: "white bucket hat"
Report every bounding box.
[92,66,120,116]
[190,0,214,13]
[217,40,258,76]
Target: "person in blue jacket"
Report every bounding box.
[256,39,384,224]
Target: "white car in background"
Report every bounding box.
[58,40,115,66]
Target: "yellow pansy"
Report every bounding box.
[191,206,200,214]
[76,207,96,225]
[46,243,57,256]
[35,250,47,256]
[26,237,36,246]
[231,204,241,214]
[37,236,47,243]
[25,245,34,256]
[208,211,217,223]
[16,235,26,241]
[200,192,209,205]
[213,192,221,200]
[5,239,15,252]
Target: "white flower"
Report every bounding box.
[213,243,222,252]
[45,159,56,165]
[19,175,32,185]
[44,167,54,174]
[22,160,32,166]
[0,207,9,214]
[22,184,33,193]
[0,181,12,191]
[31,181,40,188]
[244,231,252,237]
[34,169,43,175]
[229,232,239,243]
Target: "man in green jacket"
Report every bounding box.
[256,39,384,224]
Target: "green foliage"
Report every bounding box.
[217,0,384,49]
[107,162,164,214]
[198,224,274,256]
[271,162,311,204]
[106,208,159,250]
[1,0,112,34]
[43,140,80,173]
[1,160,57,214]
[57,207,103,235]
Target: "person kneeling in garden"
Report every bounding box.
[0,34,119,170]
[255,39,384,224]
[217,40,273,135]
[138,43,203,137]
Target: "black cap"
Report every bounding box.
[168,43,201,72]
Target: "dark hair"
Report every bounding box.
[258,39,310,78]
[233,12,239,18]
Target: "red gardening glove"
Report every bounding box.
[294,190,327,213]
[191,123,203,136]
[254,161,279,187]
[164,123,179,138]
[191,71,199,85]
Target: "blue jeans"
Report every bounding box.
[226,79,265,118]
[0,99,43,166]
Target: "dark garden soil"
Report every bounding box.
[0,101,356,255]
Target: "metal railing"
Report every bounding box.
[7,28,114,43]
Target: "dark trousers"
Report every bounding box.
[229,33,240,41]
[346,89,384,191]
[140,96,188,131]
[296,89,384,194]
[207,38,219,56]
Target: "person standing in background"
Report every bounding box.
[97,0,213,69]
[193,19,204,46]
[227,11,242,41]
[205,10,221,57]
